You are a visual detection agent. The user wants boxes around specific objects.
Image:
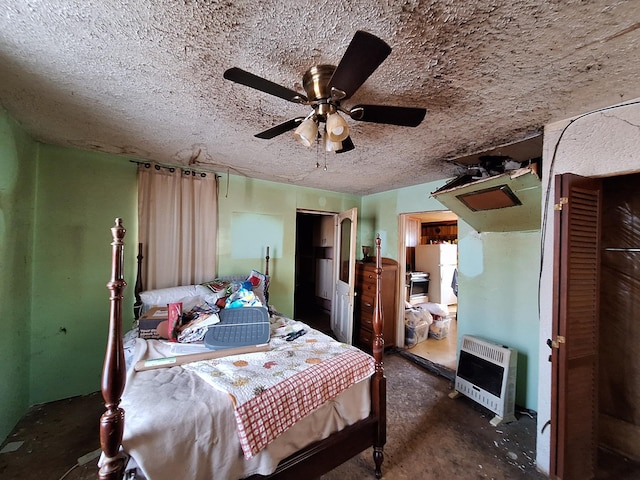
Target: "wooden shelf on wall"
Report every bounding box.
[420,220,458,244]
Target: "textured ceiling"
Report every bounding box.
[1,1,639,195]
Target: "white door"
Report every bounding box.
[331,208,358,343]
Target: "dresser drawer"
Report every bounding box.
[361,281,377,297]
[358,327,373,350]
[355,259,398,350]
[360,310,374,330]
[357,269,377,283]
[359,291,376,314]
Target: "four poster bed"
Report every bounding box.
[99,218,387,480]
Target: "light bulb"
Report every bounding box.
[293,118,318,147]
[326,112,349,142]
[325,137,342,152]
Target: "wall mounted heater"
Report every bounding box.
[449,335,518,426]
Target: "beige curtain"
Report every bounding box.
[138,163,218,290]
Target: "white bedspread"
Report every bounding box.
[120,323,372,480]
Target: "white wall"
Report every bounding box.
[536,98,640,474]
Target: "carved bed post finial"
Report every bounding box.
[265,246,270,277]
[371,234,386,478]
[99,218,127,480]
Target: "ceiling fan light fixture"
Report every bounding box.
[326,112,349,142]
[293,118,318,147]
[225,31,424,153]
[325,136,342,152]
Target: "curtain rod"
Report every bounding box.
[129,159,220,178]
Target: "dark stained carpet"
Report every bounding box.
[321,352,545,480]
[1,351,637,479]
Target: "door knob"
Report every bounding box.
[546,336,565,349]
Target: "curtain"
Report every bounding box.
[138,163,218,290]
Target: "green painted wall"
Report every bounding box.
[217,174,360,318]
[0,101,542,443]
[360,180,452,260]
[29,145,138,404]
[0,109,37,441]
[362,179,541,410]
[456,223,541,409]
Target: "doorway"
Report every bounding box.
[398,211,459,376]
[294,211,335,337]
[598,172,640,468]
[551,172,640,479]
[596,172,640,477]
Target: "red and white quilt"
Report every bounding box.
[182,315,375,458]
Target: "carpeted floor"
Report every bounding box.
[3,349,637,479]
[321,352,545,480]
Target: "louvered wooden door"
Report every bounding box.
[551,174,602,479]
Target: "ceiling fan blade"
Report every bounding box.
[349,104,426,127]
[255,118,304,139]
[224,67,307,103]
[328,31,392,100]
[336,136,355,153]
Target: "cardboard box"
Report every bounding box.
[138,306,168,339]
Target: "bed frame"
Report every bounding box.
[98,218,387,479]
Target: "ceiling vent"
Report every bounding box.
[431,167,541,232]
[456,184,522,212]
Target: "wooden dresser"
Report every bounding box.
[355,258,398,351]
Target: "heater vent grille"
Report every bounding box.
[453,335,518,426]
[461,336,506,364]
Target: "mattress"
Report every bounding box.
[119,317,372,480]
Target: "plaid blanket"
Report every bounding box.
[183,315,375,458]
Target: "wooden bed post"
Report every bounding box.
[133,242,144,320]
[371,234,387,478]
[265,246,270,277]
[96,221,385,480]
[264,246,270,306]
[99,218,127,480]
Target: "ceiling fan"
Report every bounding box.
[223,30,426,153]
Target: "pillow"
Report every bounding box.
[139,285,201,311]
